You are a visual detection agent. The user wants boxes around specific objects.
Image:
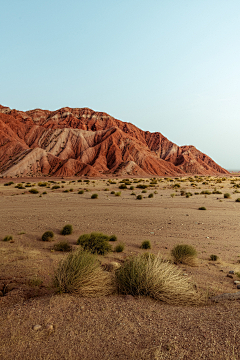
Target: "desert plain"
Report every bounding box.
[1,175,240,359]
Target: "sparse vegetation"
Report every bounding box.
[235,198,240,202]
[140,240,151,249]
[171,244,197,265]
[115,254,204,305]
[210,254,218,261]
[115,191,121,196]
[3,235,13,242]
[29,188,39,194]
[53,249,113,296]
[136,195,142,200]
[77,232,112,255]
[115,243,125,252]
[53,241,72,252]
[61,224,73,235]
[148,193,154,198]
[91,193,98,199]
[41,231,54,242]
[52,185,60,190]
[224,193,231,199]
[78,190,84,194]
[4,181,14,186]
[119,184,127,189]
[109,235,117,242]
[38,182,48,187]
[199,207,206,210]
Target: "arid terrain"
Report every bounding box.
[1,175,240,359]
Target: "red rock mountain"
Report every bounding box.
[0,105,228,177]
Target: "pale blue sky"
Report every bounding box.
[1,1,240,170]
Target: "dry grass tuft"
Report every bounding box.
[171,244,198,266]
[115,254,205,305]
[53,249,114,297]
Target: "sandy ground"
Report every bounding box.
[1,175,240,359]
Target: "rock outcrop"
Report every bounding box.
[0,105,229,177]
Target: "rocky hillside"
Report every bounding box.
[0,105,228,177]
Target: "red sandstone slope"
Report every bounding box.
[0,105,228,177]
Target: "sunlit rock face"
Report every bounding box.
[0,105,228,177]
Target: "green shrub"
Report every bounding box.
[42,191,47,195]
[170,193,175,198]
[136,184,148,189]
[119,184,127,189]
[148,193,154,198]
[78,190,84,194]
[224,193,231,199]
[140,240,151,249]
[63,189,69,193]
[38,182,48,187]
[115,254,204,305]
[42,231,54,242]
[15,183,25,189]
[109,235,117,242]
[110,191,115,194]
[115,191,121,197]
[52,185,60,190]
[235,198,240,202]
[131,192,136,195]
[171,244,197,265]
[61,224,73,235]
[130,186,134,190]
[3,235,12,242]
[77,232,112,255]
[142,190,147,193]
[29,188,39,194]
[200,190,211,195]
[136,195,142,200]
[4,181,14,186]
[53,249,113,296]
[115,243,125,252]
[199,207,206,210]
[210,254,218,261]
[54,241,72,252]
[91,193,98,199]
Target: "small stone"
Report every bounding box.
[33,325,42,331]
[45,324,54,331]
[80,306,85,310]
[234,281,240,285]
[227,274,233,279]
[237,285,240,289]
[229,270,235,274]
[183,273,188,276]
[220,269,224,272]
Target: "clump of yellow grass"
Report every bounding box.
[53,249,114,297]
[115,253,205,305]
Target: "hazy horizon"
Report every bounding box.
[1,1,240,170]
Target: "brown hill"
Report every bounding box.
[0,105,228,177]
